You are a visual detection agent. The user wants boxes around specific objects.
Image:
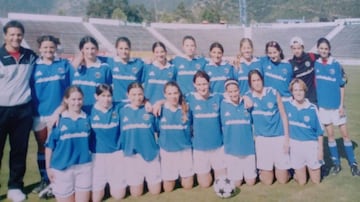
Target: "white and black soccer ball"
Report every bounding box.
[213,176,236,198]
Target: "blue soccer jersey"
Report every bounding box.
[171,56,207,95]
[220,98,255,156]
[284,99,323,141]
[45,111,91,170]
[30,58,74,116]
[120,104,158,162]
[246,87,284,137]
[142,63,177,104]
[204,61,235,94]
[72,58,112,113]
[157,103,192,152]
[236,57,263,95]
[261,57,293,98]
[315,57,345,109]
[107,57,144,103]
[90,103,122,153]
[187,92,223,151]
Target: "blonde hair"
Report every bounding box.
[289,78,308,93]
[234,38,254,68]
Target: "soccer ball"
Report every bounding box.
[213,176,236,198]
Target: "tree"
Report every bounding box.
[174,1,194,22]
[112,8,127,21]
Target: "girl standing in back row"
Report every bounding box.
[315,37,360,176]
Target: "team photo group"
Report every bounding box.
[0,19,359,202]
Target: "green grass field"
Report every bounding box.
[1,66,360,202]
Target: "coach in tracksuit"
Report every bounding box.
[0,20,37,201]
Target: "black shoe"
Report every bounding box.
[32,180,49,194]
[330,164,341,175]
[351,164,360,176]
[38,184,54,199]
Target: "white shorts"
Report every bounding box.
[92,151,127,191]
[33,116,51,131]
[51,162,92,198]
[160,148,194,181]
[225,154,257,181]
[255,136,290,170]
[290,139,322,170]
[125,154,161,186]
[318,108,346,126]
[193,147,225,174]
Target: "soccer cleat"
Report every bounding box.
[330,164,342,175]
[7,189,26,202]
[32,180,49,194]
[351,164,360,176]
[38,184,54,199]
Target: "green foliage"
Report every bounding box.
[112,8,127,21]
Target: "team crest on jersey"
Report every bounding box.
[58,67,65,74]
[60,125,68,131]
[161,117,167,122]
[224,68,229,74]
[225,112,231,116]
[208,71,212,76]
[132,67,138,73]
[329,69,335,75]
[267,102,274,109]
[123,116,128,122]
[305,61,311,67]
[149,71,155,76]
[212,103,219,110]
[195,64,201,70]
[112,112,117,119]
[179,64,185,69]
[288,112,292,118]
[168,72,173,78]
[282,68,288,75]
[195,105,201,110]
[304,116,310,122]
[113,67,120,72]
[93,115,100,121]
[95,72,101,79]
[35,71,43,77]
[254,103,258,108]
[143,113,150,121]
[267,65,271,70]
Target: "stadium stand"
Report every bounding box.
[19,20,94,55]
[1,13,359,65]
[251,26,335,58]
[331,24,360,59]
[92,23,158,53]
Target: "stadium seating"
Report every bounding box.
[331,24,360,59]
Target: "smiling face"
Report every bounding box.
[210,47,223,65]
[226,83,240,103]
[291,82,306,103]
[116,41,130,61]
[95,90,113,110]
[194,76,210,98]
[183,38,196,57]
[267,46,282,63]
[39,40,56,61]
[240,40,253,61]
[153,45,167,64]
[164,85,180,107]
[317,42,330,59]
[4,27,23,52]
[65,91,83,113]
[250,73,264,93]
[128,87,144,107]
[81,42,98,61]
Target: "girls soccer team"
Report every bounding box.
[33,34,359,201]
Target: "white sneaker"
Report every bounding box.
[7,189,26,202]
